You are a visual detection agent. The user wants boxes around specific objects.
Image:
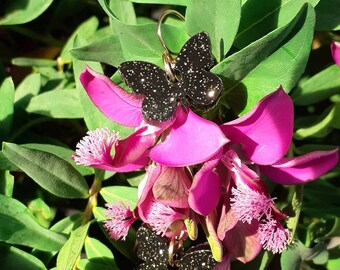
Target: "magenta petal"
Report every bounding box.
[80,67,143,127]
[112,125,159,170]
[260,149,339,185]
[222,220,262,263]
[189,157,221,215]
[221,87,293,165]
[331,41,340,67]
[150,107,229,166]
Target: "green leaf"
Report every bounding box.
[0,151,18,171]
[84,237,119,268]
[0,77,15,140]
[14,73,41,109]
[186,0,241,61]
[281,241,328,270]
[11,58,57,68]
[77,259,117,270]
[315,0,340,30]
[213,4,315,114]
[0,170,14,197]
[239,3,315,113]
[0,243,47,270]
[109,0,136,25]
[125,170,145,187]
[0,0,53,25]
[57,221,91,270]
[0,194,67,251]
[71,35,126,67]
[294,104,339,139]
[113,20,189,65]
[28,197,56,228]
[31,213,83,265]
[60,16,99,63]
[327,256,340,270]
[234,0,319,48]
[2,142,89,199]
[26,89,83,119]
[126,0,187,5]
[100,186,138,208]
[93,207,137,262]
[292,65,340,105]
[22,143,94,176]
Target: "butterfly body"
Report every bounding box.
[119,32,224,122]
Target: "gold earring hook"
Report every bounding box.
[157,9,185,82]
[157,9,185,56]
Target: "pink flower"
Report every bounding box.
[331,41,340,67]
[103,201,138,240]
[188,87,338,262]
[78,67,228,168]
[137,163,191,238]
[72,126,153,172]
[220,87,338,185]
[216,148,289,261]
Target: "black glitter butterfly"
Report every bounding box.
[135,226,217,270]
[119,32,224,122]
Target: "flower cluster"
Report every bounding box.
[73,67,338,265]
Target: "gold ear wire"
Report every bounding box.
[157,9,185,82]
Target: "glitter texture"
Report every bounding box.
[119,32,224,122]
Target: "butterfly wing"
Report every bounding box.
[175,32,214,71]
[135,226,169,270]
[175,32,224,109]
[119,61,178,122]
[176,244,217,270]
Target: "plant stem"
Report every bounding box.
[82,170,104,224]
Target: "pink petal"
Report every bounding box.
[150,107,229,166]
[188,156,222,215]
[80,66,143,127]
[221,87,293,165]
[105,124,163,172]
[137,164,162,221]
[217,203,238,241]
[331,41,340,67]
[222,220,262,263]
[260,149,339,185]
[153,166,191,209]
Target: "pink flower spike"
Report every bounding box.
[103,201,137,240]
[257,219,290,254]
[80,67,143,127]
[331,41,340,67]
[260,149,339,185]
[230,185,273,224]
[150,107,229,166]
[221,87,293,165]
[72,127,118,168]
[146,200,185,236]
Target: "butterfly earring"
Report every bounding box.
[118,9,224,123]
